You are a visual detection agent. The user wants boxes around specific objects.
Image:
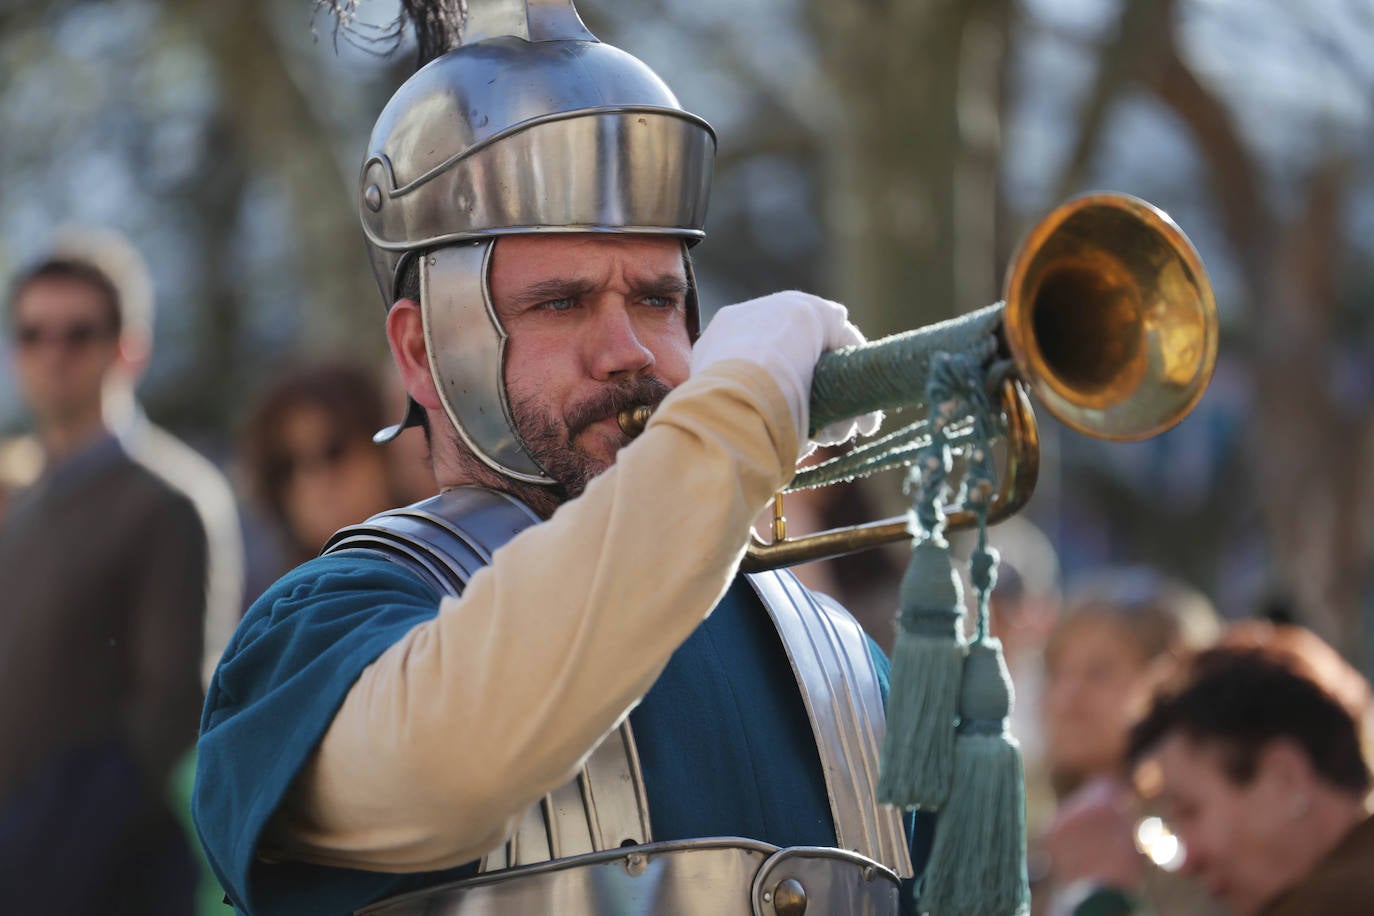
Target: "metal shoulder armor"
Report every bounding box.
[322,485,541,594]
[324,490,911,915]
[322,485,657,875]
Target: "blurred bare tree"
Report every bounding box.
[0,0,397,436]
[1031,0,1374,657]
[807,0,1012,336]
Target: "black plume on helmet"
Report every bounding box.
[313,0,467,69]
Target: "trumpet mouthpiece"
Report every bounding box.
[617,405,655,437]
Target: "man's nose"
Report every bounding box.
[589,304,654,379]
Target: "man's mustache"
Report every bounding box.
[564,377,672,440]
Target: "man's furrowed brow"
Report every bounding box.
[507,274,689,306]
[510,277,600,307]
[630,274,691,297]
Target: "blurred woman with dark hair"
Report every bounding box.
[1036,566,1223,916]
[241,362,431,571]
[1042,566,1220,799]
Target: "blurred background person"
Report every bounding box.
[1037,566,1221,914]
[1042,566,1220,800]
[1216,620,1373,759]
[50,228,255,915]
[239,361,432,577]
[0,255,206,914]
[1125,643,1374,915]
[1041,619,1374,916]
[52,227,245,687]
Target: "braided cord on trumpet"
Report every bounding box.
[890,350,1029,916]
[794,305,1000,493]
[791,419,920,490]
[787,417,992,493]
[878,350,1000,812]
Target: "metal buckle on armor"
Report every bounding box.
[357,839,901,916]
[751,846,899,916]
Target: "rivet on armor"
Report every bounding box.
[364,184,384,212]
[772,877,808,916]
[624,852,647,877]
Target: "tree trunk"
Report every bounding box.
[806,0,1012,338]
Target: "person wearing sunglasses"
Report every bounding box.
[0,255,208,914]
[50,227,246,689]
[8,260,121,456]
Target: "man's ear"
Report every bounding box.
[386,299,443,411]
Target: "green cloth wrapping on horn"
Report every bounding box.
[807,303,1003,435]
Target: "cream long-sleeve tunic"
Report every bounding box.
[194,361,801,910]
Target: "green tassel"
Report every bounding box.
[920,640,1030,916]
[877,539,966,809]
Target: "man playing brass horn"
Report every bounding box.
[192,1,929,914]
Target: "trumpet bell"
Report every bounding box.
[1004,193,1217,441]
[617,192,1220,571]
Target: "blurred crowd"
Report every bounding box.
[0,235,434,913]
[2,235,1372,915]
[992,539,1374,916]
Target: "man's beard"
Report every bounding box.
[447,375,671,517]
[515,375,672,497]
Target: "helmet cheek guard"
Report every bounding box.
[362,9,715,483]
[419,241,551,483]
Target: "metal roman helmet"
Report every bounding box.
[361,0,716,484]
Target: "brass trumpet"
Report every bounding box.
[620,193,1218,572]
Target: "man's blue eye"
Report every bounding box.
[544,299,575,312]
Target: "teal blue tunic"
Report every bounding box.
[194,554,929,915]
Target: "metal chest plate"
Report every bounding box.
[325,487,912,914]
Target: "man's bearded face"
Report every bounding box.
[484,233,693,498]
